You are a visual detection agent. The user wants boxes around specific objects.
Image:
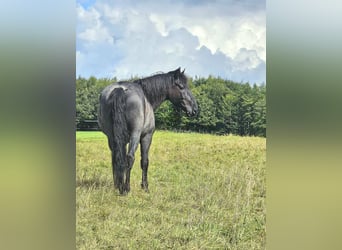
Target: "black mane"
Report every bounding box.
[138,72,174,110]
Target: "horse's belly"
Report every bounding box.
[143,101,155,135]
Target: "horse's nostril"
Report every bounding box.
[193,107,199,116]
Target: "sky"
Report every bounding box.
[76,0,266,84]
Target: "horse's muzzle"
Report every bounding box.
[187,106,198,117]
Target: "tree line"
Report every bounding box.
[76,75,266,137]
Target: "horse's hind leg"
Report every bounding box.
[108,136,119,189]
[125,133,140,192]
[111,150,120,189]
[140,132,153,192]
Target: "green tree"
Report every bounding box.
[76,76,99,128]
[75,76,266,136]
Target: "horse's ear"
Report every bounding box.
[176,67,181,73]
[182,68,185,74]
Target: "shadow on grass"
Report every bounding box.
[76,178,111,189]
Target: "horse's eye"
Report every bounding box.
[175,81,184,89]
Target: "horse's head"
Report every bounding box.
[168,67,198,117]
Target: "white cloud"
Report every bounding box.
[148,9,265,61]
[233,48,263,71]
[77,5,114,44]
[76,0,266,84]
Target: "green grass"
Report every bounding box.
[76,131,266,249]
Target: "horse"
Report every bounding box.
[98,67,198,195]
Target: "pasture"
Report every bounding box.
[76,131,266,249]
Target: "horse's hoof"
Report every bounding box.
[119,190,128,196]
[118,186,127,195]
[141,183,149,193]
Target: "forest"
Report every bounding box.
[76,75,266,137]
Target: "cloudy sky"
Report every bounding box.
[76,0,265,84]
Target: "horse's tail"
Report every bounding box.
[110,88,128,193]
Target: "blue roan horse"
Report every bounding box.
[98,68,198,194]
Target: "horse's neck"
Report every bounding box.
[145,93,167,110]
[140,80,169,111]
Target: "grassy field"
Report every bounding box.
[76,131,266,249]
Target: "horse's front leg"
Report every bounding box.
[125,133,140,193]
[140,132,153,192]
